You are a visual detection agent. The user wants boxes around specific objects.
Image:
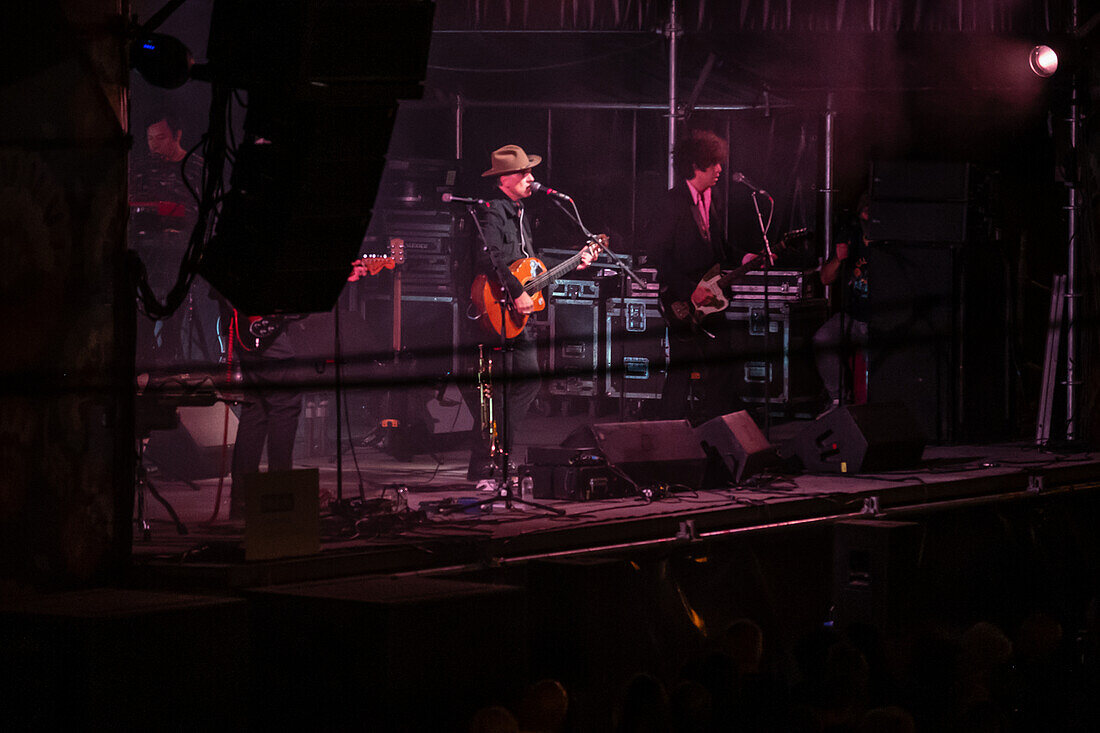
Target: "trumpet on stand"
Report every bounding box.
[477,343,502,464]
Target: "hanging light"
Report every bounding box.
[130,33,193,89]
[1029,45,1059,78]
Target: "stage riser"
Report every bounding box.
[107,486,1100,729]
[1,592,249,730]
[247,577,527,730]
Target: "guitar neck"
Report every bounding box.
[715,254,766,288]
[714,231,803,288]
[524,249,586,294]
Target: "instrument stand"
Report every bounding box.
[182,287,218,366]
[135,436,188,540]
[446,298,564,516]
[1035,273,1087,448]
[446,203,563,516]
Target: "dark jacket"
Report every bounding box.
[647,181,746,307]
[478,197,534,300]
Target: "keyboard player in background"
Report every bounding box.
[130,108,222,371]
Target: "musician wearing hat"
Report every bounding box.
[472,144,599,453]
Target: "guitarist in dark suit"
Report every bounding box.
[226,260,375,519]
[225,305,302,520]
[647,130,760,422]
[475,144,598,452]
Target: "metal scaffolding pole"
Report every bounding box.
[1065,80,1081,441]
[1066,0,1082,441]
[666,0,680,187]
[822,94,836,265]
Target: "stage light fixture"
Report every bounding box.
[130,33,193,89]
[1029,45,1059,77]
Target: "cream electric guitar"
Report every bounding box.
[667,228,810,329]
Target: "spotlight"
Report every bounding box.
[1029,45,1059,78]
[130,33,193,89]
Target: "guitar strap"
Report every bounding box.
[517,204,534,258]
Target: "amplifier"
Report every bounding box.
[393,235,451,258]
[523,464,632,501]
[400,253,452,280]
[358,232,456,296]
[727,270,813,300]
[724,298,826,406]
[354,294,463,378]
[381,210,456,238]
[605,298,668,400]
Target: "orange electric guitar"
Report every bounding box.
[470,234,608,339]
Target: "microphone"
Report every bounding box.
[530,181,573,202]
[441,193,487,206]
[731,172,766,193]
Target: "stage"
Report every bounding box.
[130,411,1100,591]
[6,412,1093,730]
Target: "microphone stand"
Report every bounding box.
[551,199,648,289]
[549,197,651,421]
[747,187,776,441]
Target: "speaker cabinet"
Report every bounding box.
[330,295,461,380]
[833,519,921,635]
[867,201,968,242]
[145,404,239,480]
[867,243,957,442]
[785,402,925,474]
[562,419,707,490]
[870,160,969,201]
[695,411,779,483]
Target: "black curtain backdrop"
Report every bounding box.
[433,0,1080,33]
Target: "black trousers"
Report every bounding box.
[662,324,744,424]
[230,342,302,509]
[492,331,541,453]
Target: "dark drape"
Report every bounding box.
[434,0,1076,34]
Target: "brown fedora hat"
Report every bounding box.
[481,144,542,177]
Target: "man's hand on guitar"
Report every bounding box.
[741,250,778,266]
[691,282,721,309]
[513,291,536,315]
[576,233,608,271]
[348,255,396,281]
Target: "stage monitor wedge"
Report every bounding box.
[695,411,779,483]
[145,404,239,480]
[785,402,925,474]
[562,420,707,491]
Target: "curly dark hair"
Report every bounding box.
[672,129,728,180]
[143,108,183,134]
